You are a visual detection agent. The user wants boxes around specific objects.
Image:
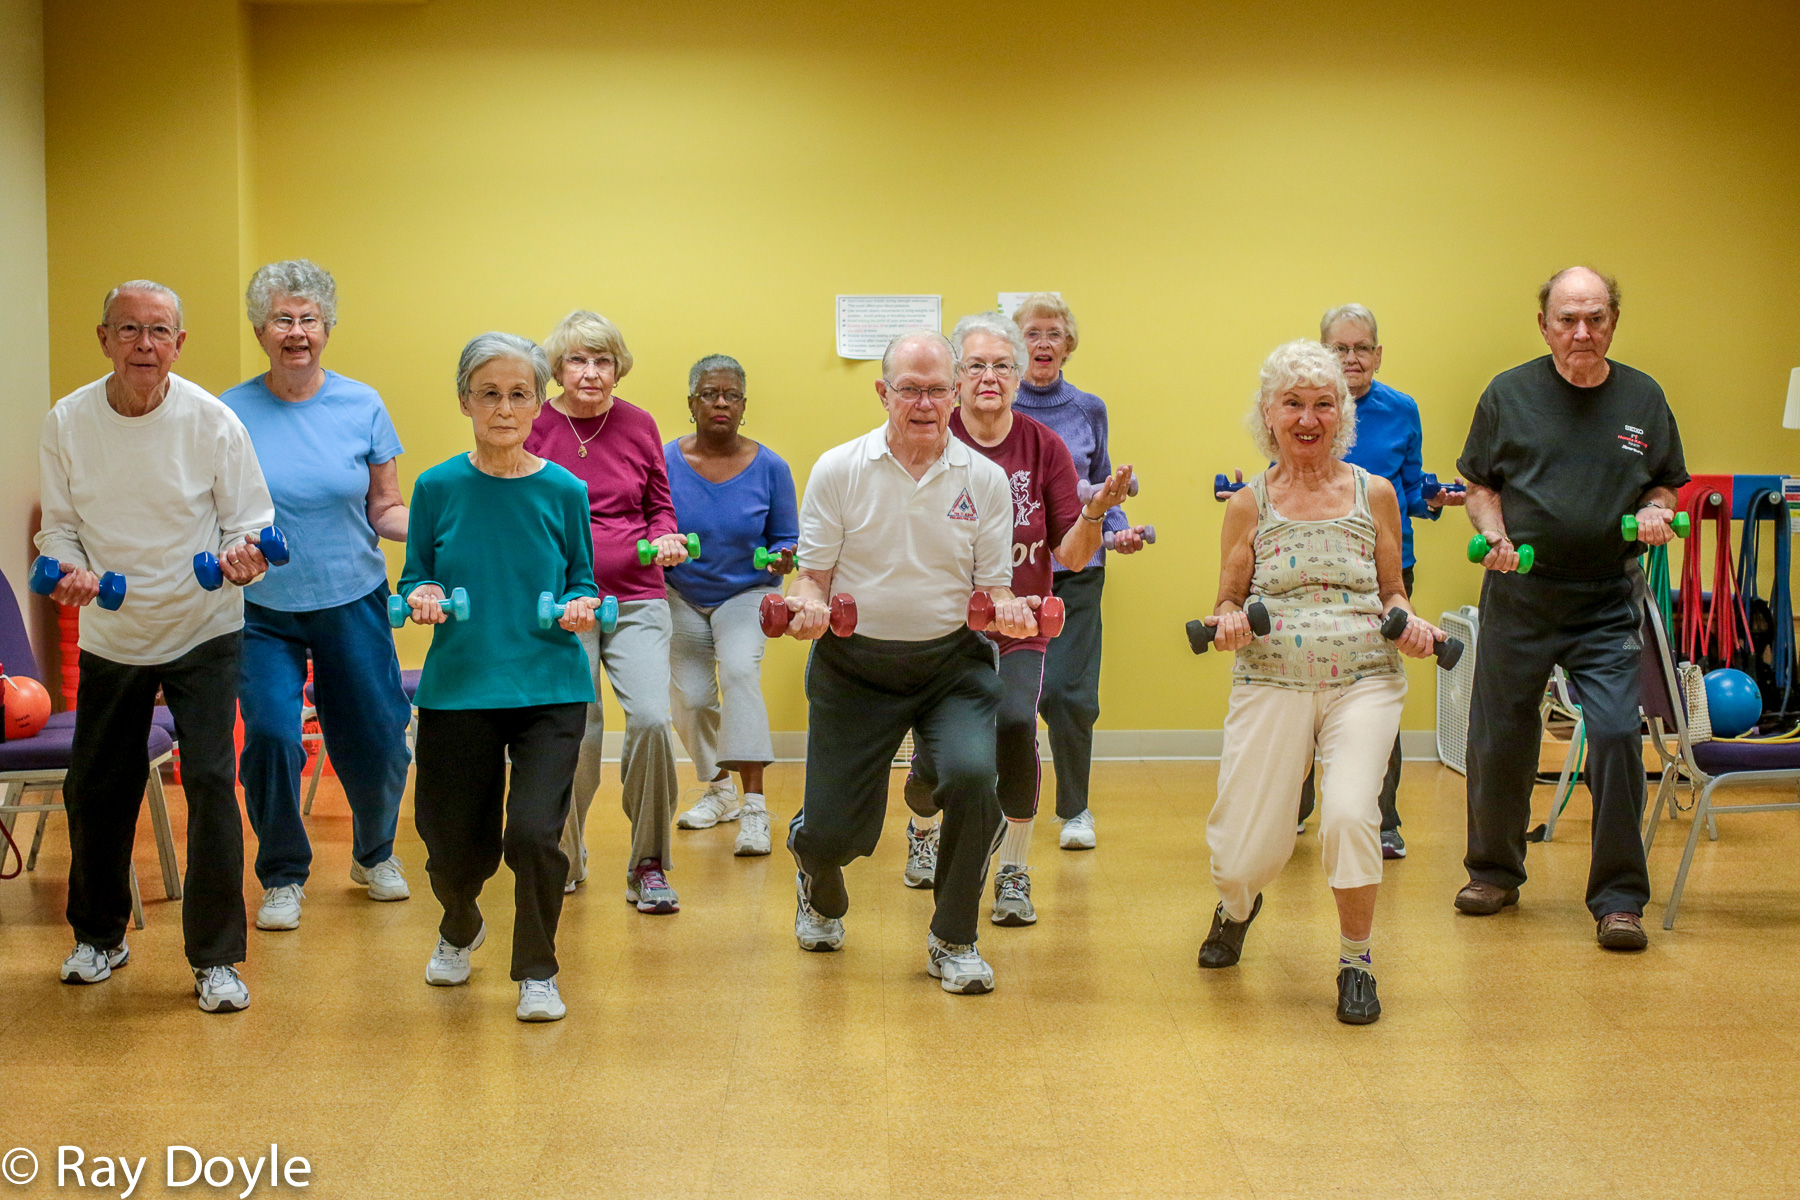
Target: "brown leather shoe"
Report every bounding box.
[1454,880,1520,915]
[1596,911,1649,951]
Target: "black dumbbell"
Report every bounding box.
[1378,607,1464,670]
[1187,598,1271,654]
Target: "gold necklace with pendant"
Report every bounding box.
[564,400,611,457]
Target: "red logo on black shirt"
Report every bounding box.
[1619,424,1646,456]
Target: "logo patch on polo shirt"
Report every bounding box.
[947,488,978,521]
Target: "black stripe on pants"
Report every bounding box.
[414,703,584,980]
[65,632,246,968]
[1464,568,1650,918]
[910,646,1045,821]
[790,627,1002,946]
[1040,566,1104,820]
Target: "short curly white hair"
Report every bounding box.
[949,312,1027,374]
[1245,339,1356,462]
[246,260,338,331]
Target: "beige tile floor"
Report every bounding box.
[3,760,1799,1198]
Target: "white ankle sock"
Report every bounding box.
[998,818,1033,869]
[1339,933,1373,975]
[741,792,766,812]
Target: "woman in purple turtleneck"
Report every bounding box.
[1008,293,1152,851]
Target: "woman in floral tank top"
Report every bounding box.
[1193,340,1452,1026]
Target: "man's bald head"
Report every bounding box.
[1538,266,1620,316]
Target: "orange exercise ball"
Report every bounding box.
[2,672,51,740]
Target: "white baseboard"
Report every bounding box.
[602,729,1442,764]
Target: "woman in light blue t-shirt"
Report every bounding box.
[220,260,415,935]
[664,355,799,858]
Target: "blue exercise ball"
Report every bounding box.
[1704,668,1762,737]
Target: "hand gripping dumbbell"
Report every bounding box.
[388,587,470,628]
[1103,526,1154,550]
[967,591,1066,638]
[30,556,127,610]
[1186,597,1271,654]
[1421,474,1466,501]
[753,546,795,573]
[538,592,619,633]
[1076,476,1140,503]
[1214,473,1247,501]
[637,533,701,566]
[194,525,290,591]
[1467,534,1534,574]
[1379,607,1465,670]
[1621,510,1690,541]
[759,592,857,638]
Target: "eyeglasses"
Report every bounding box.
[268,314,322,334]
[960,361,1016,379]
[564,354,616,373]
[694,388,745,404]
[108,322,179,345]
[1023,329,1068,344]
[1328,342,1377,360]
[886,384,954,402]
[467,387,542,411]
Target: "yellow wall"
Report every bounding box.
[39,0,1800,733]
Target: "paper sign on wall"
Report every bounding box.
[997,291,1060,317]
[835,295,942,360]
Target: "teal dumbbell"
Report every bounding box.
[538,592,619,633]
[638,533,701,565]
[389,587,469,628]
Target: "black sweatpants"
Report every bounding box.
[1465,568,1650,918]
[1039,566,1104,820]
[65,632,246,968]
[1300,566,1412,831]
[789,627,1003,946]
[414,703,585,981]
[910,646,1044,821]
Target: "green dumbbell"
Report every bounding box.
[389,586,470,627]
[1621,511,1690,541]
[538,592,619,633]
[637,533,701,565]
[753,546,795,573]
[1467,534,1534,574]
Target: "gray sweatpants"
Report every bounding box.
[561,598,681,885]
[667,585,778,781]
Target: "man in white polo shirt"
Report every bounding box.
[37,280,275,1013]
[772,330,1035,994]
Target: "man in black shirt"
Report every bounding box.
[1455,266,1688,950]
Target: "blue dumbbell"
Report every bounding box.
[194,525,291,591]
[30,555,127,611]
[1421,474,1466,501]
[538,592,619,633]
[389,587,471,628]
[1214,473,1247,501]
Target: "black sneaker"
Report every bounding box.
[1336,967,1380,1024]
[1381,829,1406,859]
[1198,893,1262,968]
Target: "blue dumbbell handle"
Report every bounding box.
[30,556,127,610]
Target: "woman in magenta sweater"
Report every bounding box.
[524,310,690,914]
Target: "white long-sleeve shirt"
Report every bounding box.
[797,425,1012,641]
[36,373,274,665]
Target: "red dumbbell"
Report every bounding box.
[760,592,858,638]
[967,592,1065,638]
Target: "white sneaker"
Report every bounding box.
[517,976,567,1022]
[565,847,588,894]
[1059,810,1097,850]
[903,821,939,888]
[927,933,994,994]
[256,884,304,930]
[735,800,773,857]
[991,866,1037,926]
[676,780,741,829]
[425,923,486,986]
[350,856,410,901]
[194,964,250,1012]
[794,872,845,952]
[60,940,128,984]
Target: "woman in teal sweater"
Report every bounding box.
[396,332,599,1023]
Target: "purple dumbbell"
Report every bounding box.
[1104,526,1154,550]
[1077,476,1140,504]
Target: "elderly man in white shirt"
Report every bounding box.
[36,280,275,1014]
[771,330,1037,993]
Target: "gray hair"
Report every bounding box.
[1246,339,1357,462]
[1539,265,1621,314]
[456,332,551,400]
[247,259,338,330]
[103,280,183,328]
[949,312,1027,374]
[688,354,746,394]
[880,329,954,380]
[1319,303,1377,343]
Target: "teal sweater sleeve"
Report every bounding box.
[400,455,598,711]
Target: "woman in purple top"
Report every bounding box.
[523,310,689,914]
[1009,294,1150,852]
